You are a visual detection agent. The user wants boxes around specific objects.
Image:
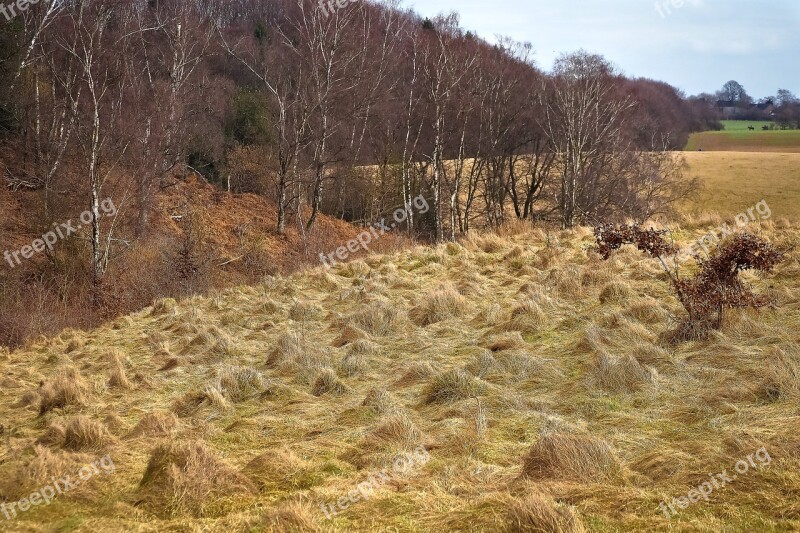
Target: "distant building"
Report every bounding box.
[715,100,775,119]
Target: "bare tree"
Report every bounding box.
[541,51,634,228]
[57,1,131,292]
[419,13,475,241]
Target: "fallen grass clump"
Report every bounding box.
[332,324,369,347]
[592,351,657,393]
[498,298,549,333]
[108,351,132,389]
[759,344,800,401]
[138,440,256,518]
[422,368,486,405]
[599,281,634,305]
[267,331,304,367]
[243,448,317,491]
[63,416,113,451]
[38,366,90,416]
[362,388,397,414]
[504,491,586,533]
[522,431,620,482]
[369,414,422,447]
[311,368,348,396]
[186,325,233,358]
[348,298,404,336]
[128,411,178,438]
[410,283,466,326]
[215,365,266,402]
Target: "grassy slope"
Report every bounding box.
[1,218,799,532]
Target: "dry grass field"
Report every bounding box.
[1,212,799,531]
[683,151,800,218]
[685,127,800,154]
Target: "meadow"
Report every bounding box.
[683,151,800,217]
[1,146,799,532]
[686,121,800,153]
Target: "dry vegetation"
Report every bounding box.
[1,217,799,532]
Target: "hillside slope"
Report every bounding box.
[1,221,799,532]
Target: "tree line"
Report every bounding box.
[0,0,710,247]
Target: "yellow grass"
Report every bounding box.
[1,219,799,532]
[683,152,800,218]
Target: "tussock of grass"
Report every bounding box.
[624,298,669,324]
[267,331,304,367]
[138,440,256,517]
[410,283,466,326]
[214,365,266,402]
[108,351,132,389]
[347,297,405,336]
[38,366,90,416]
[186,325,233,358]
[592,351,657,393]
[172,390,214,417]
[395,361,437,386]
[243,448,312,490]
[522,431,620,482]
[289,300,324,322]
[422,368,486,405]
[465,349,500,378]
[369,414,422,447]
[332,324,369,347]
[36,422,66,446]
[484,331,527,352]
[311,368,348,396]
[339,350,368,377]
[759,344,800,401]
[128,411,178,438]
[599,281,634,304]
[63,416,112,451]
[151,297,178,316]
[362,387,397,414]
[497,298,549,333]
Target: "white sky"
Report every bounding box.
[410,0,800,99]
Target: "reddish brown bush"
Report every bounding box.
[594,224,784,335]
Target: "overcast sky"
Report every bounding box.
[410,0,800,99]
